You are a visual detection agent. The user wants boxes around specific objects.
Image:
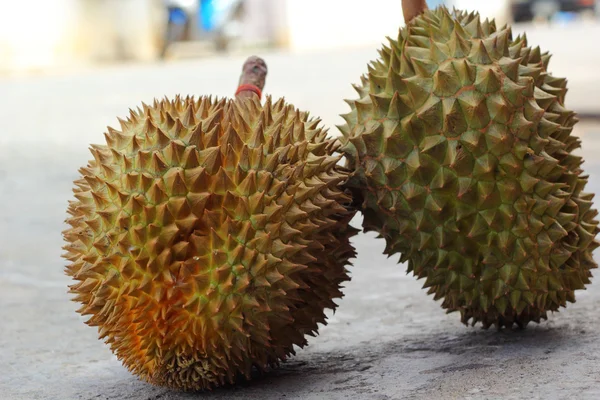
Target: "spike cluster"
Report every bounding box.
[339,7,599,328]
[63,95,357,389]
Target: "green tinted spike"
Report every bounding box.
[439,7,456,35]
[369,93,392,116]
[497,179,520,203]
[541,52,552,70]
[481,18,494,36]
[473,155,496,179]
[509,38,525,59]
[385,132,413,159]
[434,62,462,97]
[495,28,511,58]
[361,121,385,154]
[417,97,443,130]
[430,41,450,64]
[494,296,511,316]
[452,60,476,87]
[457,91,490,129]
[498,57,522,81]
[368,72,388,94]
[378,43,392,64]
[448,24,471,58]
[409,34,432,48]
[510,111,534,139]
[430,167,457,192]
[534,87,558,111]
[354,98,375,124]
[411,57,438,78]
[509,290,521,310]
[529,46,542,64]
[475,67,501,93]
[520,172,540,193]
[502,79,527,107]
[421,136,448,159]
[519,44,532,65]
[403,77,432,108]
[443,98,468,136]
[468,39,493,64]
[524,99,545,123]
[485,123,513,156]
[464,15,484,38]
[387,91,411,120]
[520,65,543,82]
[460,130,483,152]
[399,53,416,77]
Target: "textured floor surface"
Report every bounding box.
[1,21,600,400]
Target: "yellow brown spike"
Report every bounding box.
[339,6,599,329]
[63,95,358,390]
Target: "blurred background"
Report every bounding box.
[0,0,599,73]
[2,1,600,399]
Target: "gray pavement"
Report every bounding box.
[2,21,600,400]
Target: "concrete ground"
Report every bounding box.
[1,20,600,400]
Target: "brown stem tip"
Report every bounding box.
[236,56,268,100]
[402,0,428,24]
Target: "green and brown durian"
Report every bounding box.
[63,95,357,390]
[339,6,599,328]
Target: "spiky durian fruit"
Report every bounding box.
[339,7,599,328]
[63,95,357,390]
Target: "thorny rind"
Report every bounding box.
[338,6,599,329]
[63,95,358,390]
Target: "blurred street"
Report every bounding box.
[2,19,600,400]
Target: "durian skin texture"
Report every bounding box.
[339,7,599,328]
[63,96,357,390]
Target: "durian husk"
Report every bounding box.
[63,95,357,389]
[339,7,599,328]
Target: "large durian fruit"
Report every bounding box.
[63,95,357,389]
[338,6,599,328]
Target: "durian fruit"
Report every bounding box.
[338,6,599,328]
[63,95,357,390]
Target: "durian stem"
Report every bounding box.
[402,0,428,24]
[236,56,268,100]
